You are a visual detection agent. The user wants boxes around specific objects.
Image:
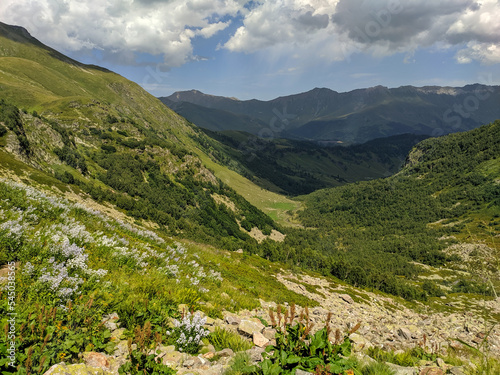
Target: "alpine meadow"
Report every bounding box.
[0,19,499,375]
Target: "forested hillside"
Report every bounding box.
[196,129,428,195]
[0,23,277,253]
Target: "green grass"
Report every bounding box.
[208,327,253,353]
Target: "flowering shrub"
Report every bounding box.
[167,311,209,354]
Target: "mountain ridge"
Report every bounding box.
[161,84,500,144]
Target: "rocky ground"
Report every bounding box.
[43,272,499,375]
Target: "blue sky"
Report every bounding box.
[1,0,500,100]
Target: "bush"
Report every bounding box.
[166,311,210,354]
[101,144,117,153]
[119,322,175,375]
[244,304,357,374]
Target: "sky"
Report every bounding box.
[1,0,500,101]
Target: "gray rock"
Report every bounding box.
[262,327,276,340]
[246,347,265,363]
[339,294,354,304]
[385,362,418,375]
[238,319,265,336]
[398,327,412,341]
[102,312,120,331]
[436,357,446,368]
[216,348,234,358]
[225,313,241,326]
[449,366,466,375]
[295,369,312,375]
[43,362,114,375]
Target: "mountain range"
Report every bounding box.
[0,21,499,374]
[161,84,500,144]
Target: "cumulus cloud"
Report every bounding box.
[0,0,241,68]
[223,0,338,53]
[223,0,500,65]
[1,0,499,68]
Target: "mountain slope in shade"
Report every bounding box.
[161,85,500,144]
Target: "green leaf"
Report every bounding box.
[286,355,301,364]
[280,350,288,365]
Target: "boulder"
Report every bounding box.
[162,351,185,368]
[253,331,269,347]
[385,362,418,375]
[216,348,234,358]
[262,327,277,340]
[398,327,412,341]
[349,333,373,351]
[102,312,120,331]
[43,362,114,375]
[224,313,241,326]
[419,367,444,375]
[339,294,354,304]
[238,319,265,336]
[83,352,109,369]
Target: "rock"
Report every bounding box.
[262,327,276,340]
[205,316,215,326]
[419,367,444,375]
[224,313,241,326]
[162,351,184,368]
[183,358,199,368]
[436,357,446,368]
[295,369,312,375]
[253,331,269,347]
[113,340,129,357]
[102,312,120,331]
[350,333,373,351]
[385,362,418,375]
[202,352,215,359]
[238,319,265,336]
[201,363,224,375]
[246,347,265,362]
[339,294,354,304]
[236,249,243,253]
[83,352,109,369]
[354,353,376,366]
[449,366,466,375]
[398,327,412,341]
[110,328,126,342]
[216,348,234,358]
[43,362,114,375]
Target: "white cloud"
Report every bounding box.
[1,0,499,69]
[223,0,500,65]
[0,0,242,68]
[223,0,338,53]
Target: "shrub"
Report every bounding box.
[119,321,175,375]
[244,304,358,374]
[166,311,209,354]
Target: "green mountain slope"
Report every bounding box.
[196,129,428,195]
[296,120,500,295]
[0,22,285,251]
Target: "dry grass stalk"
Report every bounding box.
[349,321,361,335]
[269,308,277,327]
[289,303,296,325]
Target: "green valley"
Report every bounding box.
[0,21,499,375]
